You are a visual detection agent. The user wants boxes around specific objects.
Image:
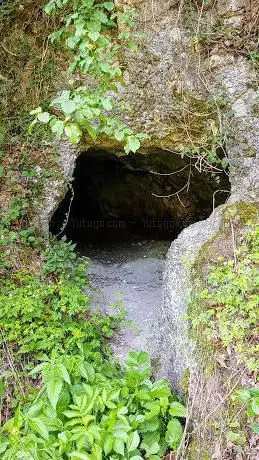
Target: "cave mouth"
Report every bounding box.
[50,148,230,246]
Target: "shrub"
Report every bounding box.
[0,352,186,459]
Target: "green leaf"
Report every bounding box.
[47,379,63,410]
[127,431,140,452]
[84,123,97,141]
[125,136,141,154]
[103,435,113,455]
[251,398,259,415]
[88,31,100,41]
[28,417,49,440]
[165,419,183,449]
[169,401,187,418]
[61,100,76,114]
[69,453,91,460]
[29,362,49,376]
[130,457,143,460]
[114,130,125,142]
[236,389,251,402]
[51,120,65,139]
[103,2,114,11]
[251,423,259,434]
[101,98,113,111]
[57,363,71,384]
[30,107,42,115]
[113,439,124,456]
[65,123,82,144]
[37,112,50,123]
[0,442,9,454]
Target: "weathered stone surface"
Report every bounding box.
[33,141,77,236]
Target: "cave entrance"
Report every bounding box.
[50,147,230,359]
[50,148,230,246]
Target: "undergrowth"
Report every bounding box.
[0,237,187,459]
[190,222,259,371]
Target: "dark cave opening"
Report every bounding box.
[50,148,230,246]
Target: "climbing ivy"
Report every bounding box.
[30,0,148,153]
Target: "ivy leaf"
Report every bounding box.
[124,136,141,154]
[103,2,114,11]
[65,123,82,144]
[28,417,49,441]
[127,431,140,452]
[46,379,63,410]
[169,401,187,418]
[113,439,125,456]
[61,100,76,115]
[37,112,50,123]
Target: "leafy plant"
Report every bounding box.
[189,223,259,371]
[235,388,259,435]
[0,351,186,459]
[30,0,148,152]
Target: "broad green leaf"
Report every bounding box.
[236,389,251,402]
[51,120,64,139]
[103,2,114,11]
[47,378,63,410]
[114,130,125,142]
[100,61,111,73]
[101,98,113,111]
[113,439,124,456]
[125,136,141,154]
[113,430,128,442]
[88,31,100,41]
[57,363,71,384]
[65,123,82,144]
[61,100,76,114]
[84,123,97,141]
[69,453,91,460]
[28,417,49,441]
[130,457,143,460]
[29,107,42,115]
[29,362,49,376]
[0,442,8,454]
[26,401,43,417]
[251,423,259,434]
[165,419,183,449]
[169,401,187,417]
[127,431,140,452]
[103,435,113,455]
[37,112,50,123]
[251,398,259,415]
